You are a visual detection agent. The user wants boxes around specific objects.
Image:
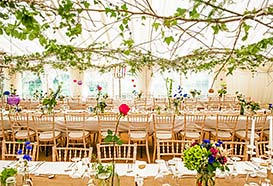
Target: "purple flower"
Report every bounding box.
[173,94,177,97]
[217,140,223,145]
[17,149,23,155]
[23,154,32,161]
[215,143,220,147]
[269,104,272,109]
[24,141,31,145]
[25,145,32,151]
[208,155,215,164]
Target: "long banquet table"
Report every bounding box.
[0,160,272,186]
[1,110,270,134]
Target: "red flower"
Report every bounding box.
[97,85,102,91]
[73,79,77,83]
[119,104,130,116]
[77,80,83,85]
[131,79,134,82]
[133,84,136,88]
[219,156,227,164]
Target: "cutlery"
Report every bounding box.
[30,161,45,173]
[64,162,76,172]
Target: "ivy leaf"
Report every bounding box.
[152,22,160,31]
[164,36,175,45]
[121,4,127,11]
[242,22,251,41]
[189,8,200,19]
[175,8,186,17]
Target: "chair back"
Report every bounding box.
[255,141,269,158]
[2,140,37,161]
[184,113,206,133]
[157,139,192,160]
[97,143,137,163]
[134,98,147,111]
[98,113,118,142]
[8,112,32,140]
[215,114,239,140]
[221,141,247,160]
[53,146,93,162]
[64,112,86,132]
[127,113,149,135]
[153,114,175,138]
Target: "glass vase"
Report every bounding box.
[196,172,215,186]
[96,174,120,186]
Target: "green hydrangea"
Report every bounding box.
[183,145,208,171]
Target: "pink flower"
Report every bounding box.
[119,104,130,116]
[210,147,218,157]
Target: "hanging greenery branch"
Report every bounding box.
[0,0,272,77]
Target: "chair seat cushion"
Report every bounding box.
[68,131,89,139]
[180,131,200,138]
[156,133,172,139]
[211,131,231,138]
[15,130,35,139]
[235,130,259,139]
[39,131,61,140]
[130,131,146,139]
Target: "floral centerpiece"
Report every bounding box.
[94,85,108,114]
[236,92,260,115]
[173,85,183,114]
[190,89,201,99]
[217,81,227,98]
[183,140,229,186]
[4,84,21,112]
[41,85,61,113]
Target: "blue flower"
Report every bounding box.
[183,94,188,98]
[178,90,182,94]
[3,91,10,96]
[17,149,23,155]
[23,154,32,161]
[269,103,272,108]
[203,139,210,144]
[25,145,32,151]
[217,140,223,145]
[24,141,31,145]
[173,94,177,97]
[215,143,220,147]
[208,155,215,164]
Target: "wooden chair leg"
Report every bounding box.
[152,137,157,162]
[146,140,150,163]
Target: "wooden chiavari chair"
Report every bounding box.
[153,113,175,162]
[236,115,267,142]
[156,139,192,160]
[8,112,35,141]
[96,143,137,163]
[180,113,206,142]
[211,114,239,141]
[221,141,248,161]
[2,140,37,161]
[64,112,89,148]
[53,146,93,162]
[32,113,61,160]
[127,113,150,163]
[97,113,118,143]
